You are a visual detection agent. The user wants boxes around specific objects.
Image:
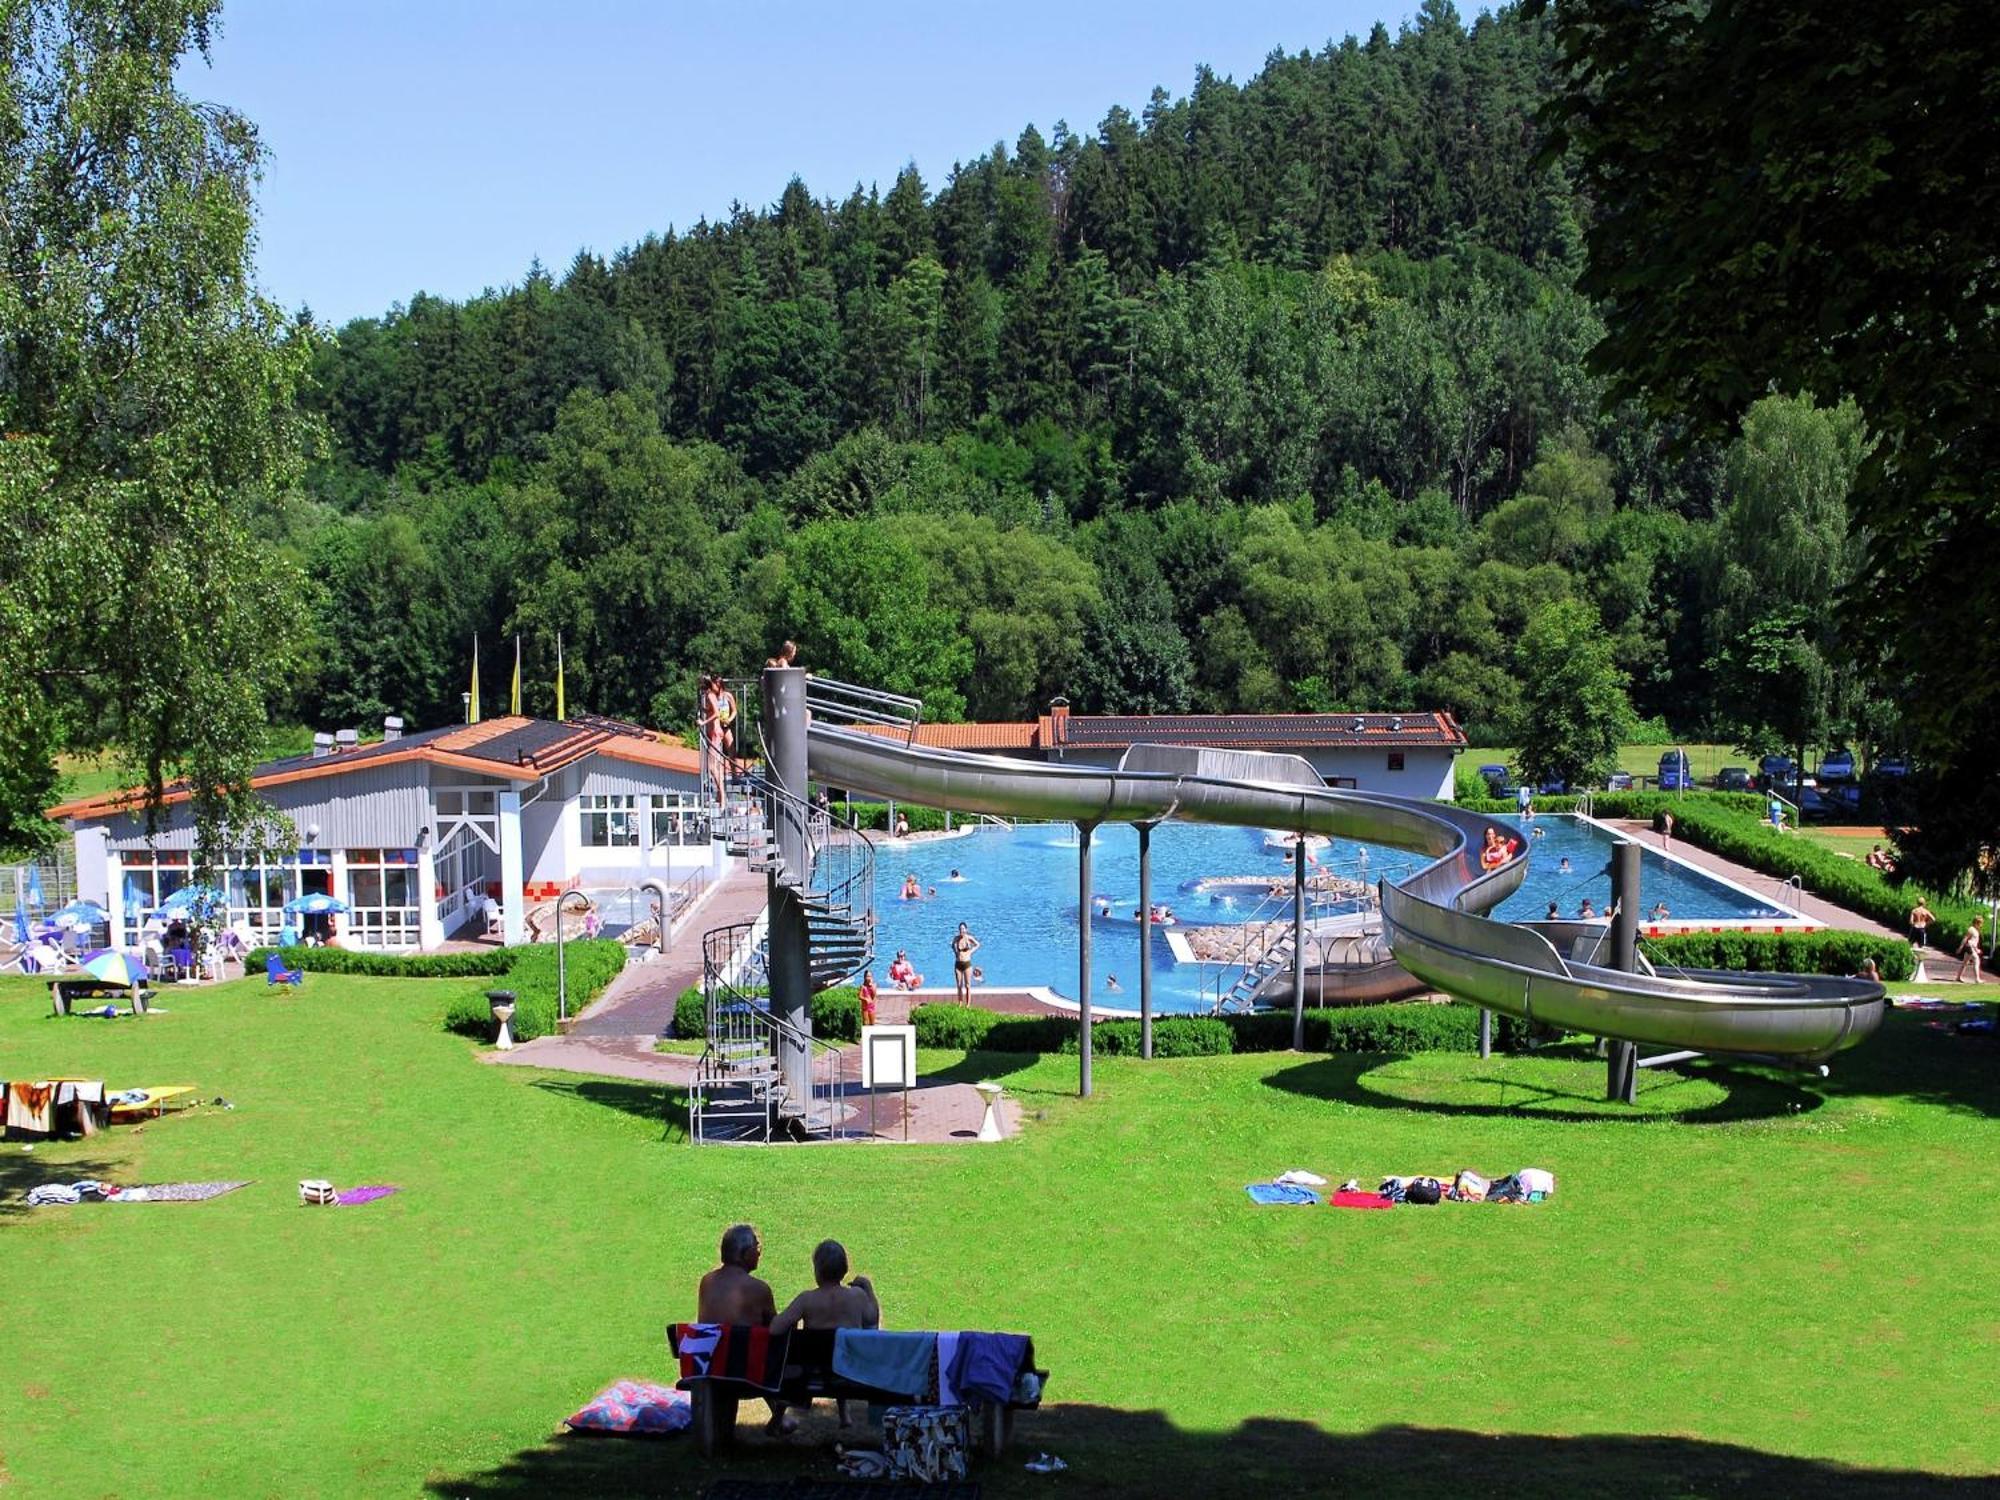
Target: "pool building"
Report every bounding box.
[47,714,716,952]
[864,700,1467,797]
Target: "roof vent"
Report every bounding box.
[312,732,335,759]
[1351,717,1366,733]
[335,728,359,754]
[1391,716,1404,732]
[383,715,404,742]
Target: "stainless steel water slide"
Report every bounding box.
[806,725,1886,1064]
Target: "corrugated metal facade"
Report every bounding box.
[92,761,434,851]
[579,761,701,798]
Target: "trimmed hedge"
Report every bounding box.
[440,939,626,1042]
[246,945,515,978]
[1641,929,1914,981]
[843,801,971,835]
[909,1000,1508,1057]
[672,983,863,1042]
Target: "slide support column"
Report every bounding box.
[1078,822,1096,1098]
[1606,839,1641,1104]
[1137,822,1154,1061]
[1292,833,1307,1050]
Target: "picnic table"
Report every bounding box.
[666,1324,1046,1459]
[50,977,153,1017]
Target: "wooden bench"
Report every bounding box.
[666,1325,1046,1459]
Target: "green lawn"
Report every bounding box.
[2,973,1996,1497]
[1465,743,1741,785]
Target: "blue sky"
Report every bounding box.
[192,1,1411,326]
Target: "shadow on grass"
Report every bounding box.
[529,1077,690,1141]
[916,1048,1069,1095]
[1263,1052,1824,1125]
[424,1402,1990,1499]
[1811,1011,2000,1119]
[0,1146,125,1223]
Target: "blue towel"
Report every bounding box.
[947,1331,1030,1405]
[832,1329,935,1397]
[1246,1182,1320,1206]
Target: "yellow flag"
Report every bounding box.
[510,635,522,716]
[468,637,481,724]
[555,632,566,722]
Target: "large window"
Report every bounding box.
[347,848,421,949]
[120,847,328,942]
[580,793,640,847]
[120,849,191,921]
[650,792,708,848]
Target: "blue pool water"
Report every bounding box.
[862,815,1792,1014]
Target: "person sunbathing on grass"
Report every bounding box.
[697,1223,795,1435]
[772,1239,880,1429]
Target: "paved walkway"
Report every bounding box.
[1604,820,1903,939]
[567,866,768,1038]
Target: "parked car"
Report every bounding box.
[1606,772,1634,791]
[1478,763,1514,797]
[1826,782,1864,813]
[1538,776,1568,795]
[1715,767,1753,792]
[1874,755,1911,778]
[1657,749,1693,790]
[1757,754,1796,790]
[1817,747,1855,782]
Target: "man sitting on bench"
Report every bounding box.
[772,1239,879,1428]
[697,1223,794,1436]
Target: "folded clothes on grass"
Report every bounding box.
[335,1184,400,1206]
[1246,1182,1321,1206]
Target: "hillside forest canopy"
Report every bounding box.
[1,0,1983,884]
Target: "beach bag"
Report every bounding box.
[1453,1170,1490,1202]
[882,1404,970,1483]
[299,1178,338,1206]
[1405,1176,1443,1205]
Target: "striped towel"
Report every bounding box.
[669,1323,790,1391]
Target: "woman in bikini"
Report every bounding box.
[1956,917,1984,984]
[950,923,980,1005]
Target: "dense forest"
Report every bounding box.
[281,2,1883,768]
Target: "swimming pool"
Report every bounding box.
[861,815,1798,1014]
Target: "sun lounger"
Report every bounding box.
[107,1085,198,1120]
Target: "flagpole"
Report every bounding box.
[511,634,522,717]
[469,637,481,724]
[555,632,566,722]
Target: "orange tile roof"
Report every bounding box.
[47,716,702,820]
[856,721,1042,751]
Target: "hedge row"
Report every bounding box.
[1603,797,1980,945]
[672,984,863,1043]
[439,940,628,1042]
[245,945,515,978]
[1641,929,1914,981]
[908,1000,1514,1057]
[842,802,970,835]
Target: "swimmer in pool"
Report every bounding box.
[948,869,965,882]
[1106,975,1121,993]
[1546,901,1560,920]
[1558,857,1572,875]
[900,874,921,900]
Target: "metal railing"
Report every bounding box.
[1205,875,1360,1014]
[804,678,925,741]
[692,917,851,1143]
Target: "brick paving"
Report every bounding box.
[566,865,768,1038]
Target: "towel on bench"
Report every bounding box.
[947,1331,1031,1405]
[670,1323,789,1391]
[832,1329,935,1398]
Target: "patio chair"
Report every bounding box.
[266,953,304,988]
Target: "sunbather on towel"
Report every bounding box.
[772,1239,880,1427]
[697,1223,794,1435]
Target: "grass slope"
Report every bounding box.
[1,973,1996,1497]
